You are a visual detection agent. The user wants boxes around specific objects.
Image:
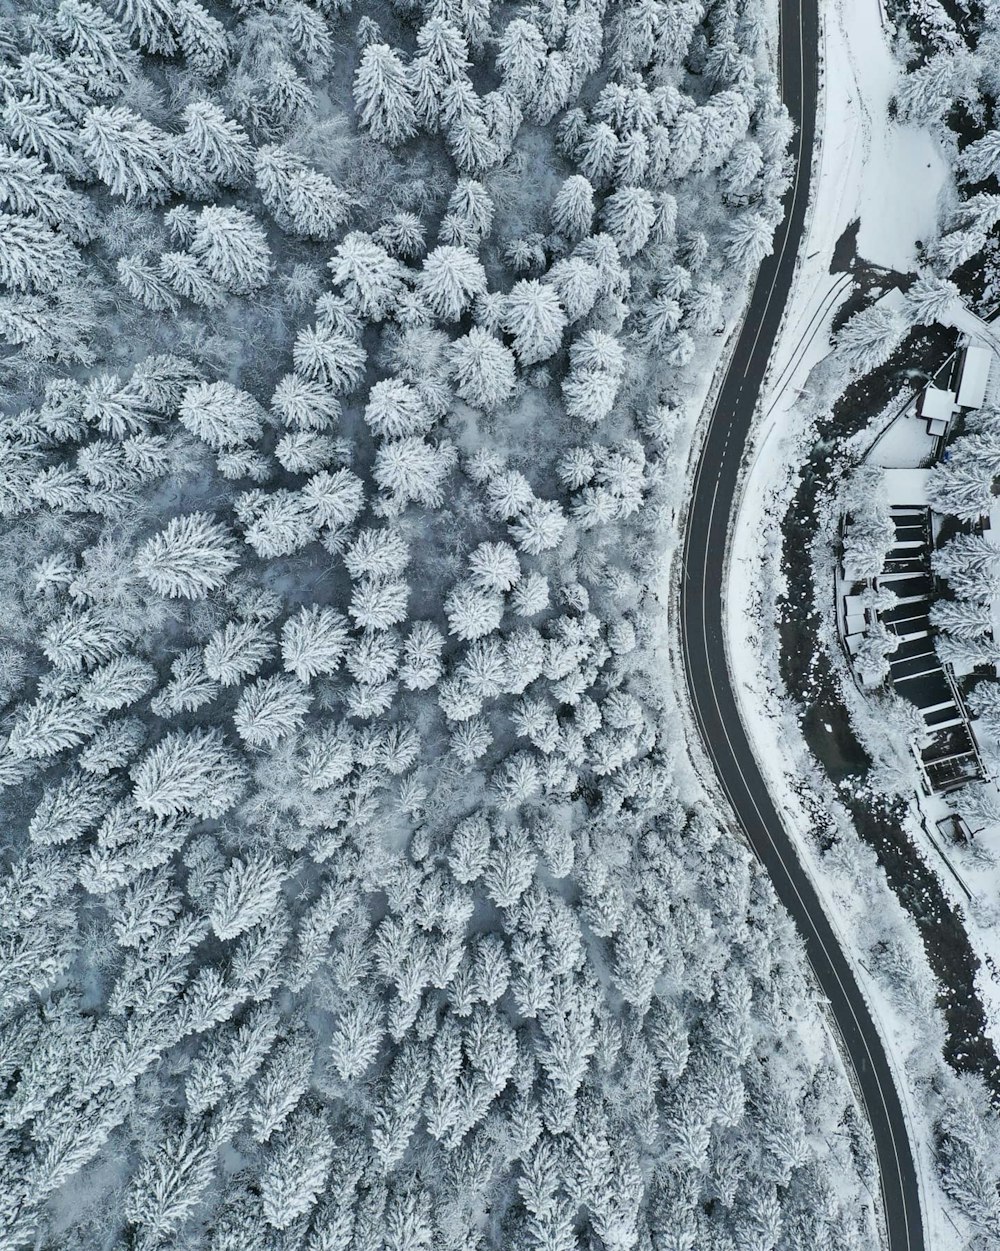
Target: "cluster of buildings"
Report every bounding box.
[838,341,995,795]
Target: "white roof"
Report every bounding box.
[883,467,931,506]
[958,345,992,408]
[875,287,908,313]
[920,386,954,421]
[988,499,1000,542]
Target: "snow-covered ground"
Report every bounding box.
[723,0,972,1242]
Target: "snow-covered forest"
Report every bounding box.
[0,0,884,1246]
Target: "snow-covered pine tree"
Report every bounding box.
[353,43,418,146]
[836,303,909,375]
[330,232,408,322]
[255,146,349,241]
[210,853,286,940]
[930,598,993,639]
[80,106,172,204]
[373,437,456,510]
[204,620,275,686]
[905,273,958,325]
[503,280,567,365]
[133,728,248,818]
[449,328,516,410]
[281,606,350,681]
[234,676,311,748]
[135,512,240,599]
[416,245,488,322]
[179,381,265,450]
[173,101,253,192]
[189,206,271,295]
[364,379,434,439]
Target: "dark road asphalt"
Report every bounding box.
[678,0,925,1247]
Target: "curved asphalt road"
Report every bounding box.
[679,0,924,1247]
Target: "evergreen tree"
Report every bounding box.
[449,327,516,410]
[353,44,418,146]
[439,179,494,248]
[281,606,350,681]
[133,728,248,818]
[259,1111,334,1230]
[211,854,286,940]
[175,0,230,75]
[417,245,488,321]
[204,620,275,686]
[0,214,82,294]
[179,381,265,450]
[255,146,349,241]
[174,101,253,191]
[445,580,504,639]
[125,1126,216,1245]
[364,379,434,439]
[234,676,311,748]
[497,19,547,103]
[136,512,240,599]
[836,304,908,375]
[373,437,456,510]
[725,211,775,271]
[550,174,595,239]
[330,232,408,322]
[905,273,958,325]
[930,598,993,639]
[190,206,272,295]
[80,107,172,203]
[503,280,567,365]
[159,251,226,308]
[601,185,656,258]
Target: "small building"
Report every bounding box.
[843,592,868,637]
[956,344,992,409]
[918,385,955,437]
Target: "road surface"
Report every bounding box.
[678,0,925,1246]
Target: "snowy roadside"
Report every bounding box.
[721,0,968,1242]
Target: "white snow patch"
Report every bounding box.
[825,0,950,270]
